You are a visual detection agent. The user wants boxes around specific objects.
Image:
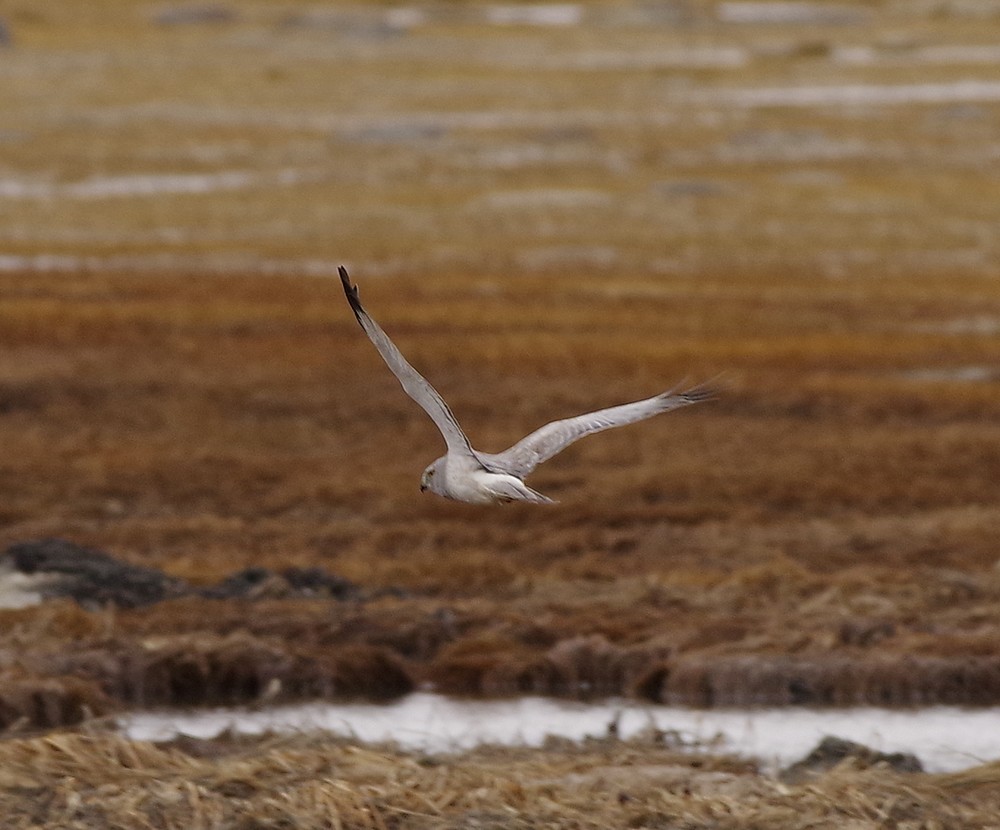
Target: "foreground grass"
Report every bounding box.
[2,728,999,830]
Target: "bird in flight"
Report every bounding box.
[339,266,712,505]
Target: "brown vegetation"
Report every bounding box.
[3,530,1000,723]
[1,0,1000,819]
[2,151,1000,717]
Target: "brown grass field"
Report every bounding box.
[2,0,1000,825]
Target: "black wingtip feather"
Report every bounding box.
[681,387,716,404]
[662,379,720,406]
[338,265,365,320]
[675,373,729,405]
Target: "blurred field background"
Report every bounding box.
[2,0,1000,824]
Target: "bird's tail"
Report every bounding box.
[490,477,557,505]
[518,484,557,505]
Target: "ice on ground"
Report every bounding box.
[121,692,1000,773]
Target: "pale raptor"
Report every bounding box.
[339,266,712,504]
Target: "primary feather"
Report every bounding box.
[481,385,714,480]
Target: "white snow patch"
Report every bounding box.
[121,692,1000,773]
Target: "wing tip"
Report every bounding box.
[663,378,721,405]
[338,265,365,318]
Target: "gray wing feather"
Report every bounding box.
[339,267,478,461]
[489,385,713,479]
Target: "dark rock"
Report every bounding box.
[200,567,275,599]
[781,735,923,783]
[3,539,186,609]
[199,566,361,601]
[282,566,360,600]
[2,539,363,608]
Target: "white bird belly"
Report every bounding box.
[440,459,520,504]
[450,469,515,504]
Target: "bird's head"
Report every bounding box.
[420,458,446,495]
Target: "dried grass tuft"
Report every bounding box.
[113,634,412,707]
[0,670,112,732]
[0,728,995,829]
[650,654,1000,708]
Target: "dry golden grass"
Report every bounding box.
[0,727,998,829]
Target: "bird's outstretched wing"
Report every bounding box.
[339,267,479,461]
[488,384,714,479]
